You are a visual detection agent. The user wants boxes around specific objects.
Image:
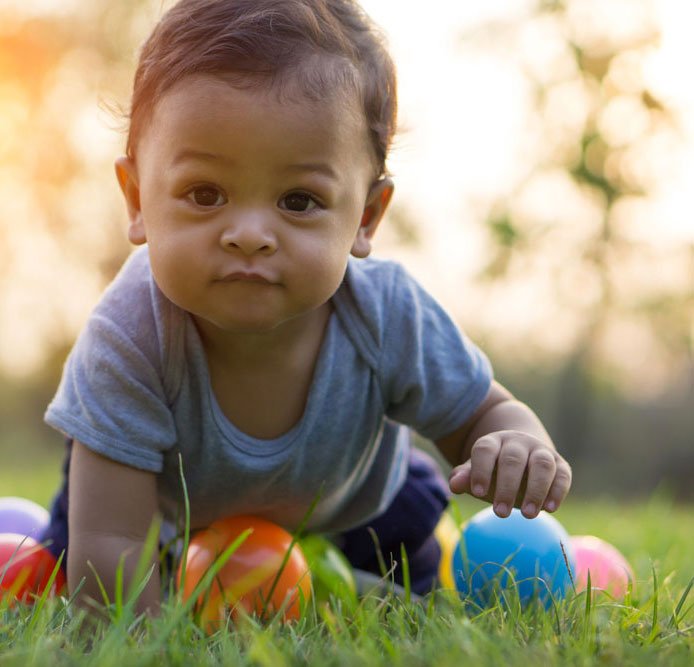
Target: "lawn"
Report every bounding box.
[0,471,692,666]
[0,461,63,510]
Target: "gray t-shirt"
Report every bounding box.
[45,248,491,533]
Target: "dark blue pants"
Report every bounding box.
[337,447,450,595]
[41,441,450,596]
[40,439,72,567]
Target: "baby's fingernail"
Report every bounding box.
[495,503,509,517]
[523,503,537,517]
[545,500,557,512]
[473,485,485,497]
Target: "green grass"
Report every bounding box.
[0,479,692,666]
[0,464,62,509]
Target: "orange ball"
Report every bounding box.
[178,515,311,630]
[0,533,66,604]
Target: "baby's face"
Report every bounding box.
[128,73,378,335]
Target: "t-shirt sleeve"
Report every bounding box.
[44,260,177,472]
[379,264,493,441]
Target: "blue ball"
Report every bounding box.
[452,507,575,607]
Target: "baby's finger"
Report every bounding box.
[469,435,502,499]
[520,448,556,518]
[543,460,572,512]
[448,461,472,495]
[492,439,529,517]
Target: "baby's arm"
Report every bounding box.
[68,441,161,617]
[436,381,571,518]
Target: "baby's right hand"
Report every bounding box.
[448,430,572,518]
[68,441,161,616]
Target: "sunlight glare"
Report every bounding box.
[0,0,692,383]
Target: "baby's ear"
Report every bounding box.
[114,156,146,245]
[351,177,394,259]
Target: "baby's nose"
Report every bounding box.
[219,211,277,255]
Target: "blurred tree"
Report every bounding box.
[1,0,692,498]
[462,0,693,496]
[0,0,158,376]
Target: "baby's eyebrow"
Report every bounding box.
[283,162,338,180]
[171,148,232,166]
[169,149,338,181]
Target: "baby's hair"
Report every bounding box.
[126,0,397,176]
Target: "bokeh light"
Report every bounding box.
[0,0,691,402]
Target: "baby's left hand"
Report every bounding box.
[448,430,572,519]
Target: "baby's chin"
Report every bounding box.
[190,307,320,340]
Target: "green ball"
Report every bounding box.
[299,535,358,608]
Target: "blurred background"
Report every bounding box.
[0,0,692,505]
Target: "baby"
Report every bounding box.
[42,0,571,613]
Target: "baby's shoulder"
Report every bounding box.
[344,254,403,286]
[89,247,182,358]
[93,248,155,327]
[338,254,399,312]
[333,257,418,358]
[339,255,425,314]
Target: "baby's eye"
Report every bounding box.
[278,191,321,213]
[187,186,227,208]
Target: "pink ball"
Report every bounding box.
[571,535,634,598]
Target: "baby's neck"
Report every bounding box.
[197,304,332,439]
[195,303,331,371]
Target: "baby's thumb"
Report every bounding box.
[448,461,472,495]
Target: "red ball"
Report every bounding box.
[178,515,311,631]
[571,535,634,598]
[0,533,66,604]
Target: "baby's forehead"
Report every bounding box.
[168,52,362,108]
[131,73,379,188]
[159,69,360,119]
[152,62,370,141]
[144,53,359,126]
[142,72,376,169]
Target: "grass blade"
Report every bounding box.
[87,560,111,609]
[561,539,576,593]
[400,543,411,605]
[367,527,388,579]
[125,514,162,609]
[27,550,65,633]
[149,528,253,648]
[176,453,192,600]
[582,569,593,646]
[263,487,322,619]
[648,562,659,643]
[113,553,125,620]
[669,574,694,630]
